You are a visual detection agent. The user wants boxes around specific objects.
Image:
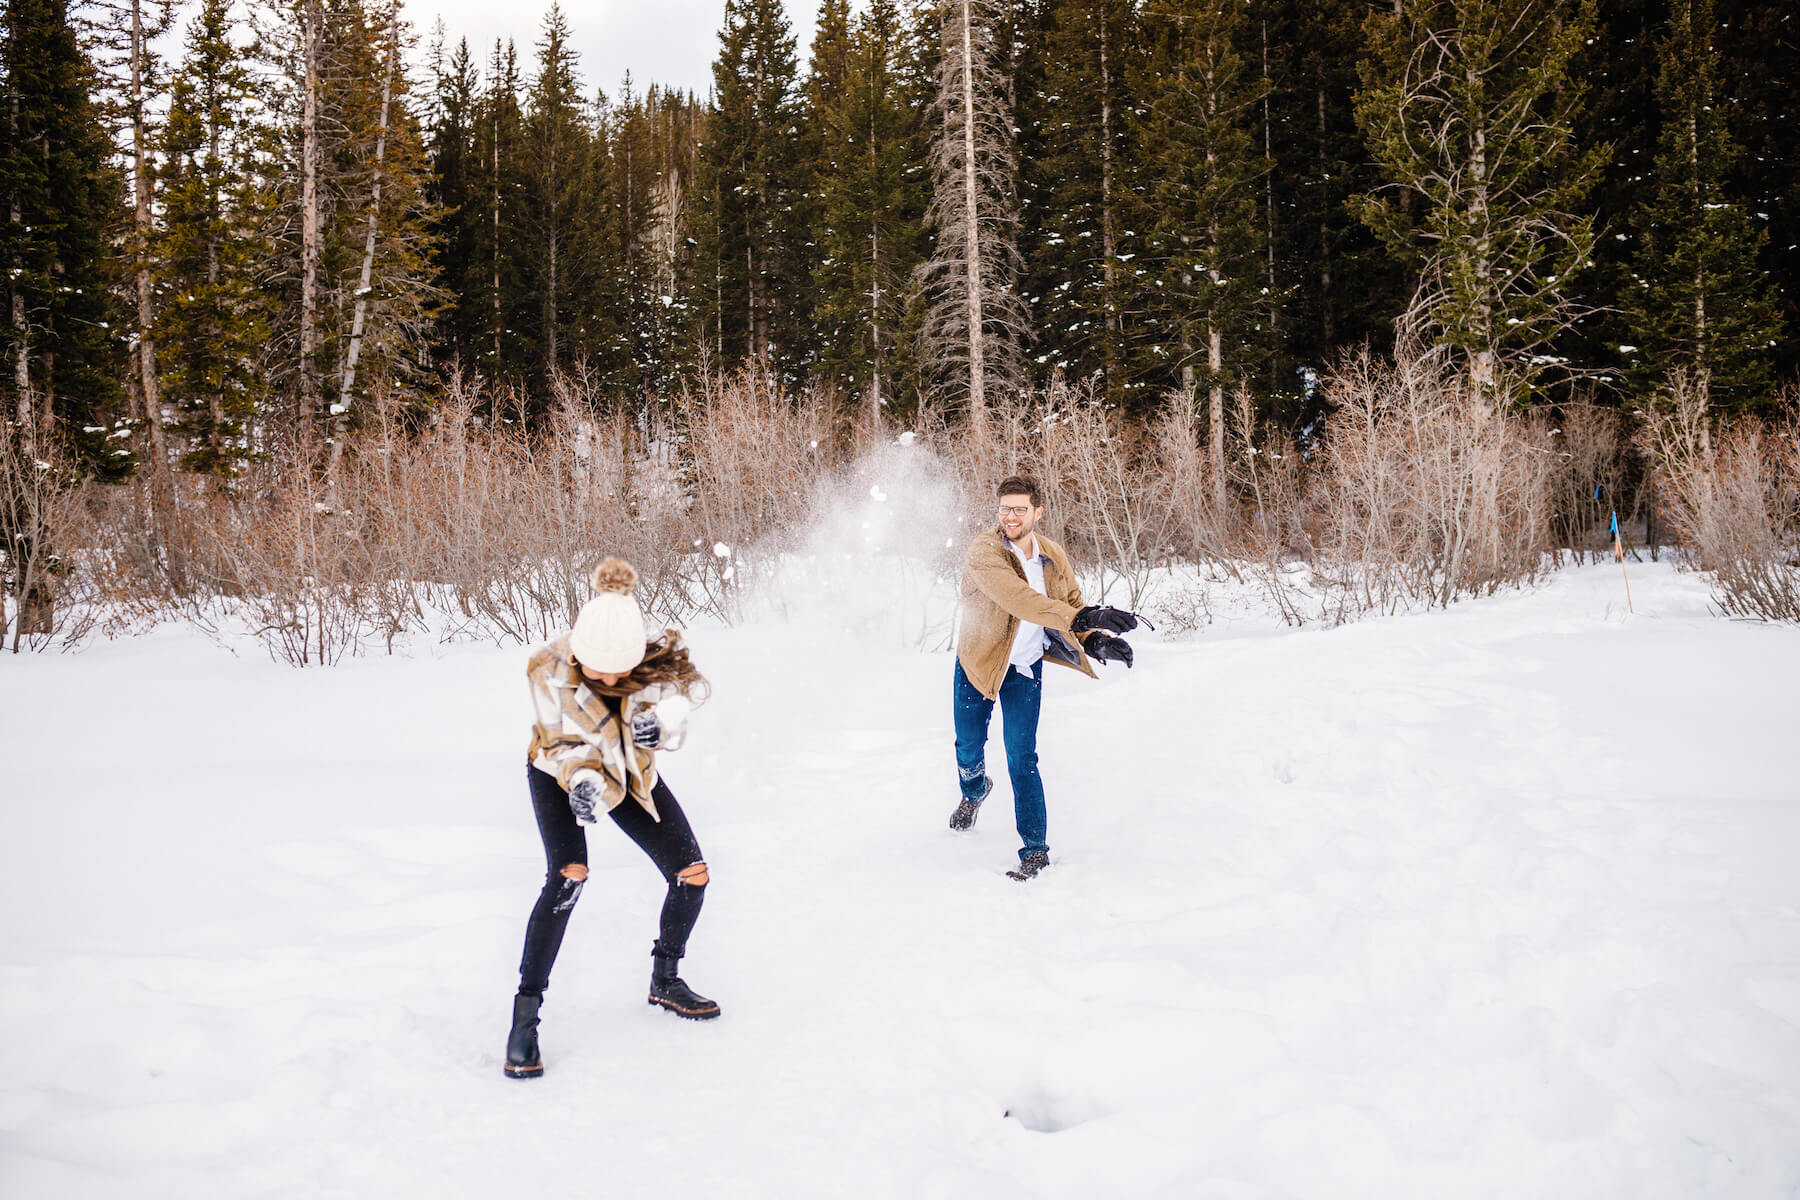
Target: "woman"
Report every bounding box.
[505,556,718,1080]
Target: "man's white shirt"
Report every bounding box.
[1006,533,1048,675]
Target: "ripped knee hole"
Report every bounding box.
[677,862,709,887]
[560,863,589,882]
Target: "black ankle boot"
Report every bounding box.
[648,945,720,1020]
[504,992,543,1078]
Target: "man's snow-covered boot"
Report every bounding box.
[949,775,992,830]
[504,992,543,1078]
[648,944,720,1020]
[1006,849,1051,881]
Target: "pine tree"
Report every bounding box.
[1248,0,1398,421]
[1714,0,1799,380]
[916,0,1031,418]
[155,0,276,477]
[1354,0,1606,394]
[565,78,618,379]
[607,79,701,402]
[93,0,182,556]
[426,35,482,372]
[1,0,129,477]
[1017,0,1136,405]
[319,0,443,452]
[520,4,593,381]
[696,0,806,375]
[799,0,851,324]
[608,75,655,399]
[1128,0,1267,501]
[1626,0,1782,412]
[468,40,531,391]
[809,0,926,418]
[1566,0,1663,390]
[258,0,442,460]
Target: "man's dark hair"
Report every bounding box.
[996,475,1042,508]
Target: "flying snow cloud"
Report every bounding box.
[737,434,970,650]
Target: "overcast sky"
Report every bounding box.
[413,0,819,100]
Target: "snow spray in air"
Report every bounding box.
[736,433,967,649]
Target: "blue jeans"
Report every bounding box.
[953,658,1047,859]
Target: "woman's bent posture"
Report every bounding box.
[506,557,716,1079]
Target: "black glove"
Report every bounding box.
[1071,605,1153,635]
[568,777,602,823]
[630,712,662,749]
[1084,632,1133,668]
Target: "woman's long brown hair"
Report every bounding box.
[575,629,711,703]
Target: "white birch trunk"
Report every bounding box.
[326,1,400,490]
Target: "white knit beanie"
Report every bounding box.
[568,557,647,673]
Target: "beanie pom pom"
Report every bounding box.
[591,556,638,594]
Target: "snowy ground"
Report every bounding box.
[3,560,1798,1199]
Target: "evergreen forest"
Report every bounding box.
[3,0,1799,653]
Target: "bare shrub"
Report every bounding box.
[1036,375,1168,607]
[1543,397,1641,562]
[678,369,837,617]
[1,431,118,652]
[124,369,679,663]
[1148,577,1214,635]
[938,389,1038,516]
[185,463,373,665]
[350,373,694,645]
[1146,396,1244,583]
[1311,342,1553,615]
[1227,385,1317,625]
[24,341,1709,662]
[1641,375,1800,622]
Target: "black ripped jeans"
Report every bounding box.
[517,764,707,998]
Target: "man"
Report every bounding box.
[949,475,1144,879]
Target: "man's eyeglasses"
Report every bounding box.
[998,505,1034,517]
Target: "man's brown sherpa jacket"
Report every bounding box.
[955,528,1097,700]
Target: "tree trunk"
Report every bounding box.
[300,0,323,452]
[1467,92,1495,391]
[1099,8,1119,368]
[868,219,883,424]
[10,78,33,463]
[10,244,31,461]
[206,75,225,440]
[1317,85,1334,346]
[1689,107,1707,383]
[131,0,184,590]
[545,169,559,373]
[747,243,760,370]
[329,0,399,490]
[1209,321,1225,514]
[491,73,501,401]
[960,0,986,415]
[1261,20,1278,364]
